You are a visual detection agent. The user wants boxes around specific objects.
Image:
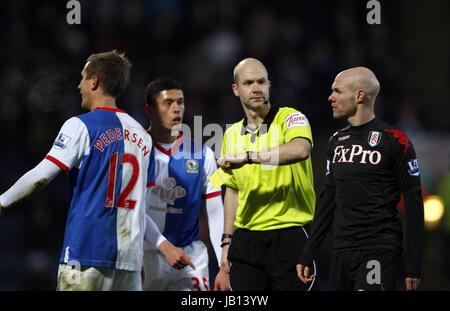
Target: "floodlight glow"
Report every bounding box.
[424,195,445,229]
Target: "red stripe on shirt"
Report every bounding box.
[45,155,69,173]
[152,133,184,157]
[95,107,125,113]
[153,142,172,156]
[203,191,222,200]
[147,181,156,187]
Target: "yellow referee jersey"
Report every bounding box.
[222,105,315,231]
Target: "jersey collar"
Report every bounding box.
[349,117,377,133]
[95,107,125,113]
[240,103,279,137]
[150,131,184,157]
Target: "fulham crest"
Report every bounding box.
[368,131,382,147]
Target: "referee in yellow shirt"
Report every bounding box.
[214,58,316,291]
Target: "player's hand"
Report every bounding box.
[217,154,247,170]
[214,245,231,291]
[214,266,230,291]
[296,264,316,284]
[158,240,196,270]
[405,277,421,291]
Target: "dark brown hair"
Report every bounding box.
[85,50,132,97]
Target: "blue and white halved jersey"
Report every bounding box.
[45,107,154,271]
[145,135,221,249]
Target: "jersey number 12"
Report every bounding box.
[105,152,139,209]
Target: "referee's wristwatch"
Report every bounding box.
[221,233,232,241]
[221,233,232,248]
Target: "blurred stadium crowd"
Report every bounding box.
[0,0,449,290]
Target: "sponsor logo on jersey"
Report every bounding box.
[368,131,382,147]
[407,158,420,176]
[285,112,307,128]
[149,206,183,214]
[338,135,350,141]
[151,177,186,205]
[185,160,199,174]
[54,133,71,149]
[333,144,381,165]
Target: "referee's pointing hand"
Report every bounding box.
[217,154,248,170]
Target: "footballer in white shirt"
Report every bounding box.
[142,78,224,291]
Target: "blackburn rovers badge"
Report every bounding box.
[185,160,199,174]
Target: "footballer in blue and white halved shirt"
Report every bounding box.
[0,51,159,291]
[142,78,224,291]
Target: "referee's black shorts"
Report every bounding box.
[228,226,317,291]
[329,247,402,291]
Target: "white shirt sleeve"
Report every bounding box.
[45,117,89,172]
[202,147,221,196]
[0,117,89,208]
[204,196,224,266]
[202,146,224,265]
[0,159,61,208]
[144,214,167,250]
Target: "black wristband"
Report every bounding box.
[221,233,232,241]
[246,151,253,164]
[220,241,231,248]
